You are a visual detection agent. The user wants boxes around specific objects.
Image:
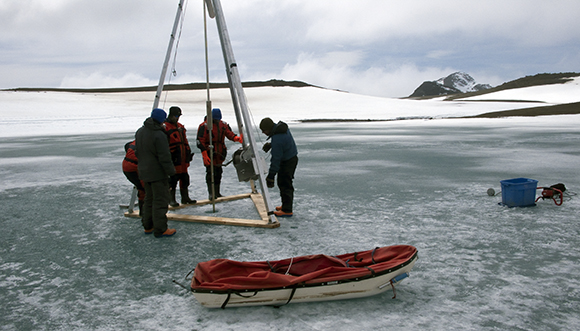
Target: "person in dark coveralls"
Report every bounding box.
[164,106,196,207]
[259,117,298,217]
[135,108,177,238]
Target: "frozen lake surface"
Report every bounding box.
[1,114,580,330]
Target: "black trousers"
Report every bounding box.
[123,171,145,200]
[278,156,298,213]
[142,179,170,236]
[169,172,190,191]
[205,166,223,185]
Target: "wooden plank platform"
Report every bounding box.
[168,193,253,210]
[123,192,279,228]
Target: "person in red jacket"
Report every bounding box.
[164,106,196,206]
[196,108,243,199]
[122,140,145,215]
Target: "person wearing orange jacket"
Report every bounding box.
[122,140,145,216]
[196,108,243,199]
[164,106,196,207]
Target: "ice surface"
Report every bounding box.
[1,85,580,330]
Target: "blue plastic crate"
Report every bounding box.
[500,178,538,207]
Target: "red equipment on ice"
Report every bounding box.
[535,183,566,206]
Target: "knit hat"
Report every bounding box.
[169,106,182,117]
[212,108,222,120]
[259,117,275,133]
[151,108,167,124]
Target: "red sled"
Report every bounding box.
[189,245,418,308]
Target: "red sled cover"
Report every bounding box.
[191,245,418,292]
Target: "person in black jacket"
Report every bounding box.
[135,108,177,238]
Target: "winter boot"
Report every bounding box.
[169,188,179,207]
[274,210,293,217]
[155,228,176,238]
[180,188,197,204]
[215,184,223,198]
[207,183,216,200]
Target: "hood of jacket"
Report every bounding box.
[143,117,165,131]
[271,121,288,136]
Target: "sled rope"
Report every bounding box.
[172,279,190,291]
[285,257,294,275]
[220,291,260,309]
[220,292,231,309]
[273,287,298,308]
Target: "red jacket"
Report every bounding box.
[164,121,192,174]
[196,120,239,166]
[122,140,138,173]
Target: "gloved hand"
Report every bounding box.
[202,150,210,165]
[262,142,271,153]
[266,177,275,188]
[234,134,243,143]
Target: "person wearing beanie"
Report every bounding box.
[259,117,298,217]
[134,108,176,238]
[212,108,222,121]
[164,106,196,207]
[151,108,167,124]
[196,108,243,200]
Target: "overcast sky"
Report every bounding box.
[1,0,579,97]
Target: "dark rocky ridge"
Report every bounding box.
[1,79,318,93]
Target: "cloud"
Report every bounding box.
[426,50,456,60]
[296,0,580,46]
[1,0,579,97]
[223,0,580,96]
[277,53,458,97]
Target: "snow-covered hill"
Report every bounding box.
[1,75,580,138]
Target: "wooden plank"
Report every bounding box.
[123,192,279,228]
[124,210,279,228]
[168,213,279,228]
[250,193,271,222]
[168,193,253,210]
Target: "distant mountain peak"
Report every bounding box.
[410,72,491,98]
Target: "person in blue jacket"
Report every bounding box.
[259,117,298,217]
